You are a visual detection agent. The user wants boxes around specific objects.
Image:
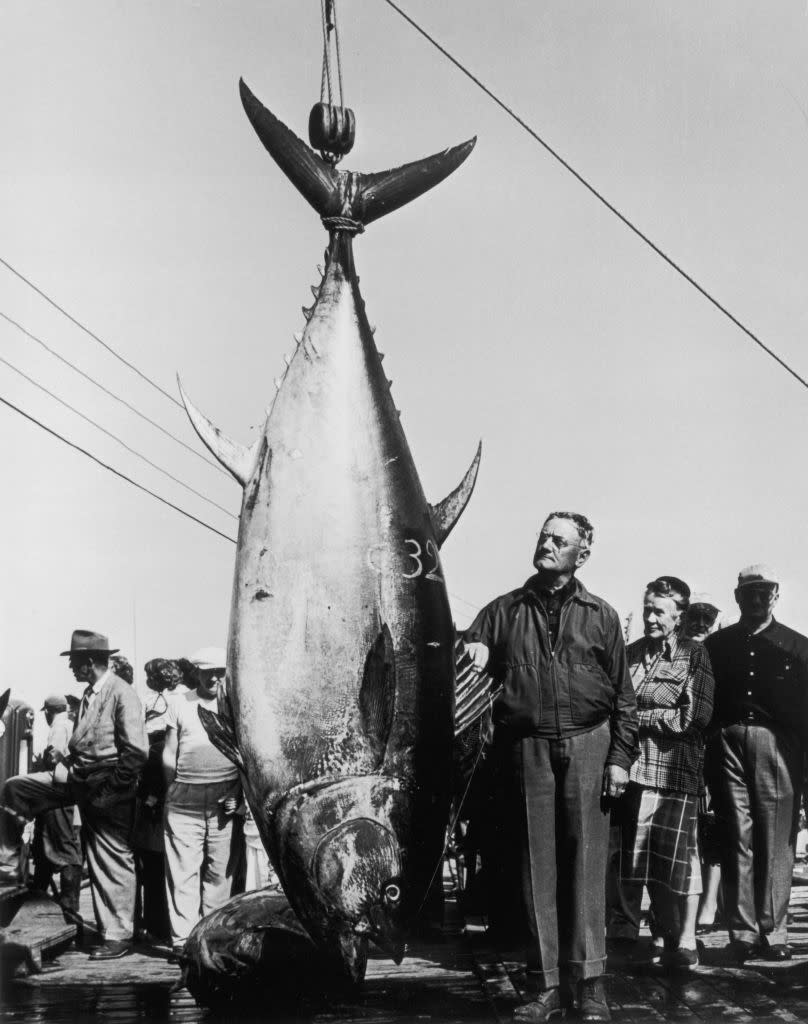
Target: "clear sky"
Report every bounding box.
[2,2,808,747]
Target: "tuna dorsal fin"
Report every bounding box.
[239,79,476,228]
[178,377,257,486]
[198,706,244,771]
[359,624,396,769]
[430,442,482,548]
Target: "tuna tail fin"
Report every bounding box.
[430,442,482,548]
[240,79,340,217]
[239,79,475,227]
[178,376,258,486]
[198,706,244,771]
[357,139,476,226]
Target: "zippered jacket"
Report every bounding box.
[465,575,639,770]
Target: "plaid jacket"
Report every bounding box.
[627,633,715,795]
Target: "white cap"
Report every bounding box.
[689,592,722,612]
[737,564,780,589]
[188,646,226,671]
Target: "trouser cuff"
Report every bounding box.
[567,957,606,981]
[526,967,560,989]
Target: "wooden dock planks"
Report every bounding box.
[0,891,76,975]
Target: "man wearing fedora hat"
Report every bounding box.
[0,629,148,959]
[705,566,808,963]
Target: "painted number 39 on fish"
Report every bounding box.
[402,538,443,582]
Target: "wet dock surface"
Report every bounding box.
[6,884,808,1022]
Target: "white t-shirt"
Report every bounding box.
[164,690,238,784]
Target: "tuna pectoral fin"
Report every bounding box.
[198,706,244,771]
[178,377,257,486]
[359,625,396,769]
[358,138,476,226]
[430,441,482,547]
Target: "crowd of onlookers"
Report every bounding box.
[0,637,276,961]
[461,512,808,1023]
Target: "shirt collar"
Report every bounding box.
[645,632,679,662]
[88,669,112,696]
[741,617,778,640]
[522,575,598,608]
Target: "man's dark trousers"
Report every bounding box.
[501,720,611,988]
[715,723,801,945]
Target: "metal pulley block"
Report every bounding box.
[308,102,356,161]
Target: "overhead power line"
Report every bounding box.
[380,0,808,395]
[0,256,187,407]
[0,355,238,521]
[1,384,490,612]
[0,393,237,545]
[0,310,230,479]
[1,389,491,613]
[448,590,481,614]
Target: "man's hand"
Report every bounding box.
[465,642,490,673]
[220,796,238,817]
[602,763,629,799]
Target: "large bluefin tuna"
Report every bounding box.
[179,79,478,985]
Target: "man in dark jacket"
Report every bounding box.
[705,564,808,962]
[466,512,638,1023]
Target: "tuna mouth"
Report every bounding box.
[367,901,406,964]
[352,903,405,963]
[312,818,405,963]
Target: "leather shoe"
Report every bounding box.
[663,945,699,971]
[727,940,759,963]
[89,940,132,960]
[578,977,611,1023]
[513,986,565,1022]
[764,943,792,961]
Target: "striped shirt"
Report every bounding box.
[627,633,715,795]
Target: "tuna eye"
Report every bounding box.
[384,883,401,903]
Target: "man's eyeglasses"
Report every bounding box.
[536,532,577,550]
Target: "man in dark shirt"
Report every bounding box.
[705,564,808,962]
[466,512,638,1023]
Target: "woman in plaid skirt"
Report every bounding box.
[617,576,715,969]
